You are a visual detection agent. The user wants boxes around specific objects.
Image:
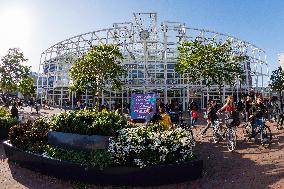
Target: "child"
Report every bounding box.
[191,109,198,128]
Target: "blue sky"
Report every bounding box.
[0,0,283,75]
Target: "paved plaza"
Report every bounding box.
[0,108,283,189]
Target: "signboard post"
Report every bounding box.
[130,93,156,122]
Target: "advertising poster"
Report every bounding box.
[131,93,156,120]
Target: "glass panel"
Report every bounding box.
[156,73,164,78]
[167,73,174,78]
[167,64,175,69]
[132,73,137,78]
[138,71,144,78]
[138,64,144,69]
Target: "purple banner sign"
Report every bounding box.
[131,93,156,119]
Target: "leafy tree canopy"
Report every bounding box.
[18,76,35,96]
[176,38,247,88]
[70,44,126,93]
[0,48,31,93]
[270,66,284,92]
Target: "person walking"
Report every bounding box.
[10,103,19,120]
[188,99,198,126]
[190,109,198,128]
[200,100,218,137]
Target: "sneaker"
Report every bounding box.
[212,138,219,143]
[250,137,256,142]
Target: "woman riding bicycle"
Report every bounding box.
[217,96,239,151]
[217,96,239,127]
[218,96,235,113]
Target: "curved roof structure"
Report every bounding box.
[37,12,268,108]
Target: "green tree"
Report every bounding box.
[18,76,35,96]
[70,44,126,102]
[176,38,247,100]
[270,67,284,99]
[0,48,30,93]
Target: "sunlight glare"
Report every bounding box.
[0,7,31,53]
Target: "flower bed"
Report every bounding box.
[108,126,196,168]
[4,109,202,186]
[3,141,203,186]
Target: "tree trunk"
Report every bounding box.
[218,84,222,103]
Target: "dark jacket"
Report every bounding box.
[11,106,18,119]
[207,106,218,121]
[250,103,268,118]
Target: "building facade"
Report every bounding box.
[37,13,269,110]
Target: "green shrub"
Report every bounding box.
[49,111,96,134]
[0,106,18,129]
[45,145,113,169]
[0,106,11,117]
[9,118,50,153]
[49,110,127,136]
[0,116,18,129]
[90,110,127,136]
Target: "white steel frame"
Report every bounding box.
[37,13,269,109]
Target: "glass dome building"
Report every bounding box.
[37,13,269,110]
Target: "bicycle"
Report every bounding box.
[175,111,196,144]
[212,113,238,152]
[243,117,272,148]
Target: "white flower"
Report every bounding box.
[107,125,195,168]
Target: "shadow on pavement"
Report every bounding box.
[195,127,284,189]
[0,140,6,160]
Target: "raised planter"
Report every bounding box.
[48,131,110,151]
[0,127,10,140]
[3,141,203,186]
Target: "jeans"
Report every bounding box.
[191,117,197,127]
[188,111,191,125]
[200,120,214,135]
[252,118,263,136]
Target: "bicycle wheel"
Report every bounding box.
[212,131,220,143]
[212,122,222,143]
[243,122,252,139]
[226,127,237,152]
[188,127,196,146]
[261,125,272,147]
